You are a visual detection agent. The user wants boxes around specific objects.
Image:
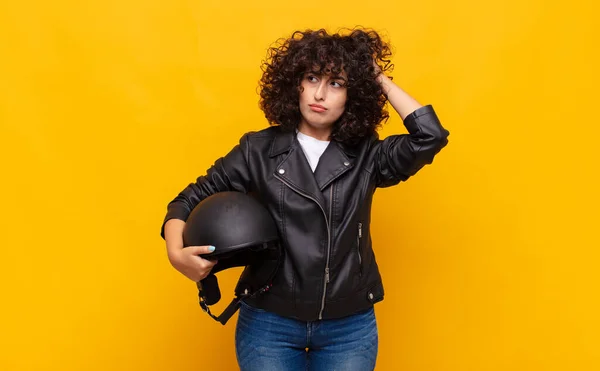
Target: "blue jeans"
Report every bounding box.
[235,301,378,371]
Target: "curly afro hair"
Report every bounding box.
[258,27,394,146]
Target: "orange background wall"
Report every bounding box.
[1,0,598,370]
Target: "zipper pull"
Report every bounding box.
[358,222,362,238]
[325,268,330,283]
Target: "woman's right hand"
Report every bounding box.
[168,245,218,282]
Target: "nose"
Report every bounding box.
[314,80,326,101]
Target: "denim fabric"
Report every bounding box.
[235,301,378,371]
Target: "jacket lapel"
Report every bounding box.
[271,129,326,210]
[313,141,355,191]
[269,128,360,210]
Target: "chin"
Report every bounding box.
[305,115,333,126]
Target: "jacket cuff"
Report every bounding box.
[403,104,437,132]
[160,209,190,240]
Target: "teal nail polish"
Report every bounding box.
[208,245,215,252]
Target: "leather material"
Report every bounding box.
[161,104,449,321]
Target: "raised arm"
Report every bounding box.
[374,73,450,187]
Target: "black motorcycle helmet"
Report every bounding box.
[182,191,282,325]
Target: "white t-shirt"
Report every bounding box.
[296,130,330,172]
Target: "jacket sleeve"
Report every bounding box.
[160,133,253,239]
[375,104,449,187]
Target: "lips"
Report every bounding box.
[309,104,327,113]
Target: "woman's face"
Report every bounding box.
[297,68,348,139]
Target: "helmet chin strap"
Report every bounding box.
[196,277,273,325]
[198,274,221,305]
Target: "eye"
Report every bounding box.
[330,80,345,88]
[306,75,318,82]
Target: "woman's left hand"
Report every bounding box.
[373,59,382,79]
[373,59,389,93]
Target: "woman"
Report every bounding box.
[161,28,450,370]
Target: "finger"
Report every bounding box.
[186,245,216,255]
[198,257,218,267]
[206,259,218,266]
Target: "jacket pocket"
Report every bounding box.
[356,222,363,276]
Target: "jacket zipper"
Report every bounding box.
[274,174,333,320]
[357,222,363,275]
[319,186,334,319]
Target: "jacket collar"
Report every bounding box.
[270,127,358,213]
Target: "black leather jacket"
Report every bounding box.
[160,104,449,321]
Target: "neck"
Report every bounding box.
[297,121,332,141]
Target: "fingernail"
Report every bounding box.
[208,246,215,252]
